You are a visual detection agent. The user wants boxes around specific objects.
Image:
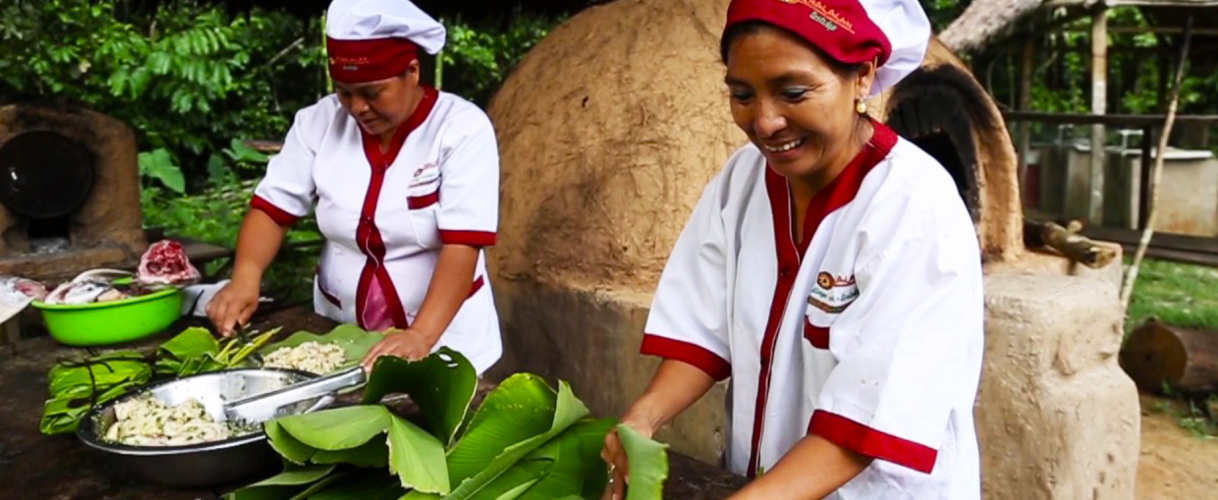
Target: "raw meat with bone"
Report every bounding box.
[137,240,201,289]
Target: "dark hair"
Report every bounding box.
[719,21,865,78]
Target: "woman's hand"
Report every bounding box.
[206,278,261,336]
[360,329,439,371]
[599,411,659,500]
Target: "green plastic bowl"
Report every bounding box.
[32,288,184,346]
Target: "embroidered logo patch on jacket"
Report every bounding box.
[808,271,858,314]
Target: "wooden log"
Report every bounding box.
[1120,319,1218,395]
[1023,218,1117,268]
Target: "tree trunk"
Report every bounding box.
[1120,319,1218,395]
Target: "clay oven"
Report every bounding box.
[485,1,1140,499]
[0,103,147,281]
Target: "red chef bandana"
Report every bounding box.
[724,0,892,67]
[326,36,418,84]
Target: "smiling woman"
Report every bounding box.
[600,0,987,499]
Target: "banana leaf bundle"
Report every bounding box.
[40,326,280,435]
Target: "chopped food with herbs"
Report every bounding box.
[104,395,238,446]
[262,341,346,374]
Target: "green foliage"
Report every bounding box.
[0,1,564,301]
[232,358,669,500]
[437,10,564,105]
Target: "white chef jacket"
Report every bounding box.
[642,123,984,499]
[251,87,502,374]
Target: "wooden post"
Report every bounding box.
[1018,35,1035,202]
[1089,6,1109,224]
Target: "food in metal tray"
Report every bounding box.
[262,341,346,374]
[104,394,249,446]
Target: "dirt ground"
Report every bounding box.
[1136,393,1218,500]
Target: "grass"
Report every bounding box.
[1124,257,1218,336]
[1125,257,1218,437]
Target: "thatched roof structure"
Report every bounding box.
[940,0,1218,55]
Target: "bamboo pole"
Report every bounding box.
[1120,16,1194,310]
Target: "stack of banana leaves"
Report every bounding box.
[228,347,667,500]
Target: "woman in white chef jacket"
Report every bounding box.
[600,0,985,498]
[207,0,502,375]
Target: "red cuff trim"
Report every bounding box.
[250,195,300,226]
[640,334,731,381]
[809,410,938,474]
[467,276,485,299]
[803,320,830,349]
[408,188,440,209]
[439,230,497,247]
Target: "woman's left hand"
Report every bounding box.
[360,329,437,371]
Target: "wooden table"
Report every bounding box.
[0,307,746,499]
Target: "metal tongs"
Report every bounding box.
[223,365,367,423]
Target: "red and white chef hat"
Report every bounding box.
[724,0,930,95]
[324,0,446,83]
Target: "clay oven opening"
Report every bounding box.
[877,41,1025,261]
[0,130,97,252]
[0,103,147,281]
[885,65,989,223]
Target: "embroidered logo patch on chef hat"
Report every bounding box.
[724,0,930,95]
[325,0,446,83]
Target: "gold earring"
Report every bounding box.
[855,99,867,114]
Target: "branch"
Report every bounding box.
[1024,218,1117,268]
[1121,16,1194,310]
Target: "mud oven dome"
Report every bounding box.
[0,103,147,282]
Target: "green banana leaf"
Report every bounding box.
[507,426,585,500]
[311,437,390,468]
[48,356,151,397]
[362,347,477,447]
[269,405,449,495]
[567,419,617,500]
[445,373,559,483]
[444,379,589,500]
[616,425,669,500]
[466,458,551,500]
[155,327,228,376]
[265,420,318,465]
[260,324,385,371]
[285,473,347,500]
[40,376,149,435]
[305,469,405,500]
[388,415,450,494]
[220,463,336,500]
[277,405,391,451]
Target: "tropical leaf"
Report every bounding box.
[305,470,405,500]
[362,347,477,447]
[277,405,390,451]
[260,324,384,371]
[510,427,586,500]
[445,380,590,500]
[445,373,558,484]
[617,425,669,500]
[310,437,389,468]
[264,420,317,465]
[387,415,451,494]
[220,463,335,500]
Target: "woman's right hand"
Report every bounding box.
[600,414,657,500]
[206,278,261,336]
